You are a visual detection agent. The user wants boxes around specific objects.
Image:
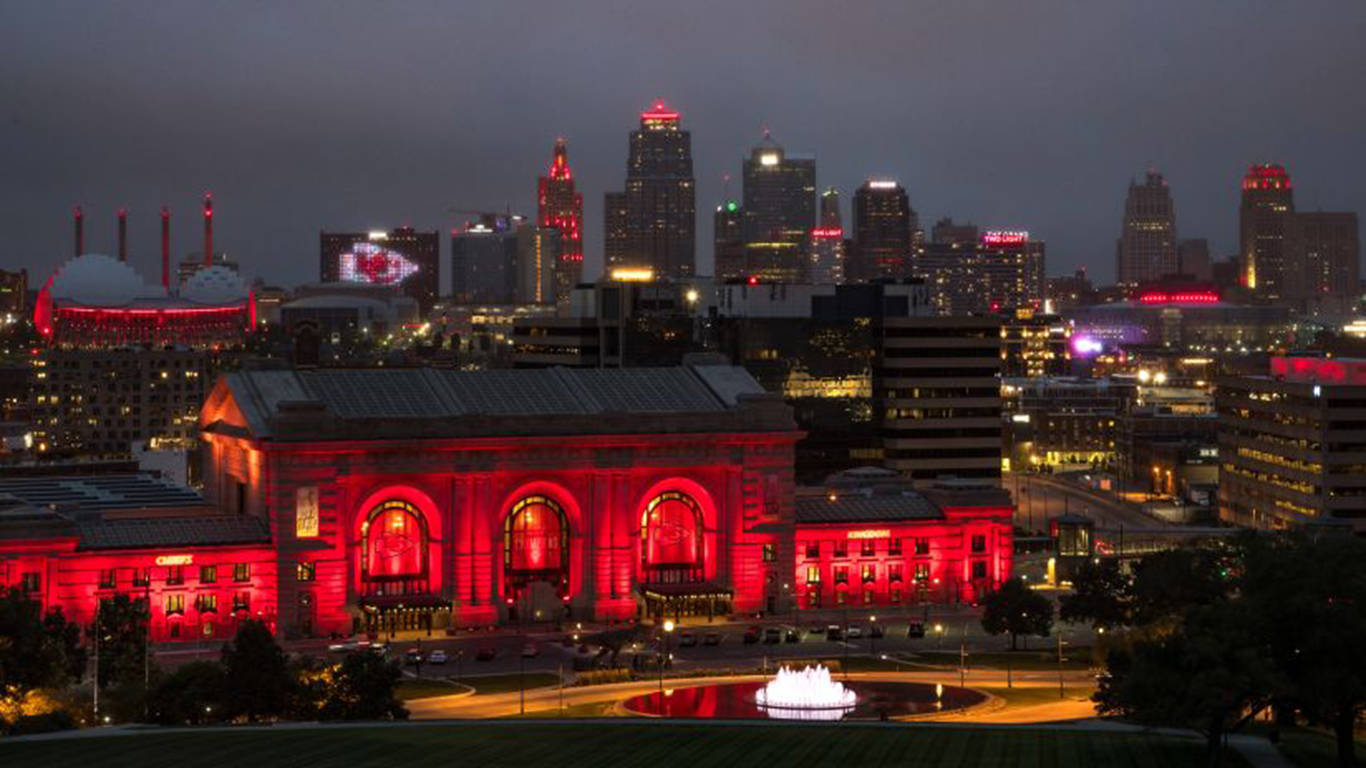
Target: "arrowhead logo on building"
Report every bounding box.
[340,242,420,285]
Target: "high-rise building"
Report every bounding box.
[1218,356,1366,531]
[1239,163,1294,299]
[809,188,846,284]
[878,316,1003,486]
[0,268,27,315]
[918,228,1046,315]
[1283,212,1360,307]
[516,225,562,306]
[449,214,523,305]
[850,180,914,282]
[1178,238,1212,282]
[1116,170,1178,286]
[605,102,696,278]
[739,132,816,282]
[603,192,629,274]
[537,138,583,305]
[713,199,744,281]
[320,227,439,311]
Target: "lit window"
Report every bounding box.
[199,565,217,584]
[234,563,250,582]
[297,561,315,582]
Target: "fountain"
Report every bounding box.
[754,664,857,720]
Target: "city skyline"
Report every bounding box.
[2,2,1365,288]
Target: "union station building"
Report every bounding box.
[0,364,1013,641]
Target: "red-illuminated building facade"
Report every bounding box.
[198,365,801,636]
[538,138,584,306]
[794,471,1013,608]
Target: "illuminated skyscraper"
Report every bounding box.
[603,192,628,274]
[809,188,845,284]
[605,102,696,278]
[1239,163,1294,298]
[850,180,915,282]
[538,138,583,305]
[713,199,744,281]
[740,132,816,282]
[1116,170,1177,286]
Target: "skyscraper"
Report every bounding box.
[740,132,816,282]
[1284,212,1360,307]
[850,180,914,282]
[713,199,744,281]
[1116,170,1177,286]
[1178,238,1212,281]
[1239,163,1294,298]
[603,192,628,274]
[605,101,696,278]
[919,227,1046,315]
[809,188,846,284]
[538,138,583,305]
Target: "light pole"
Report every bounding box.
[1057,631,1066,699]
[660,620,675,698]
[869,615,877,657]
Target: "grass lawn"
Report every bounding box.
[1246,725,1363,768]
[0,722,1250,767]
[395,678,471,701]
[461,671,562,695]
[513,701,623,719]
[976,686,1095,708]
[915,650,1095,671]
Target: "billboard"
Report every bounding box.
[338,242,420,285]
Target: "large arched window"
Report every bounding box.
[641,491,704,583]
[361,500,429,590]
[504,495,569,583]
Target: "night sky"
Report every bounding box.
[3,1,1364,289]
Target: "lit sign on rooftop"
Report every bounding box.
[982,231,1029,246]
[866,180,898,190]
[1137,291,1219,305]
[846,529,892,540]
[810,228,844,239]
[760,153,779,166]
[609,268,654,282]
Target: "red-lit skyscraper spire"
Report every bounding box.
[117,208,128,262]
[202,192,214,267]
[538,137,584,305]
[73,205,84,258]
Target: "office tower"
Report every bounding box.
[1239,163,1294,298]
[605,102,695,278]
[516,225,562,305]
[850,180,914,282]
[808,188,846,284]
[603,192,629,274]
[919,227,1046,315]
[1218,357,1366,531]
[0,269,26,314]
[1178,238,1212,281]
[449,214,521,304]
[713,199,745,281]
[878,316,1003,486]
[320,227,440,311]
[538,138,583,305]
[1284,212,1360,306]
[1116,170,1178,285]
[739,132,816,282]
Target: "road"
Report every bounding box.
[1007,472,1163,534]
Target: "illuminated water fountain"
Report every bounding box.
[754,664,857,720]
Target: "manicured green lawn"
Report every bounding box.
[1247,725,1363,768]
[915,650,1095,671]
[0,723,1249,767]
[462,671,561,695]
[977,686,1095,707]
[395,678,472,701]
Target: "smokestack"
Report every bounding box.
[117,208,128,262]
[74,206,84,257]
[202,192,213,267]
[161,206,171,291]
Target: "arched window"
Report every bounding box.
[504,496,569,580]
[361,500,428,583]
[641,491,704,583]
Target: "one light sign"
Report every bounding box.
[154,554,193,566]
[846,529,892,540]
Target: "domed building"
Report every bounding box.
[34,254,254,348]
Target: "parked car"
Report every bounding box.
[703,632,721,646]
[678,632,697,647]
[784,629,800,643]
[743,627,761,644]
[869,624,884,639]
[428,650,448,665]
[847,626,864,639]
[763,627,781,644]
[825,625,843,641]
[404,648,424,665]
[475,647,498,661]
[521,642,539,658]
[907,621,926,639]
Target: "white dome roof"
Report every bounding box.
[182,266,248,305]
[48,253,162,307]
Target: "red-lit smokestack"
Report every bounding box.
[202,192,213,267]
[117,208,128,262]
[160,206,171,290]
[74,206,84,257]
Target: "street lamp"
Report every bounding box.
[869,615,877,656]
[660,620,675,697]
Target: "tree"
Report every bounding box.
[1243,531,1366,767]
[147,661,226,725]
[1127,545,1236,628]
[1096,600,1276,768]
[317,651,407,721]
[221,620,293,722]
[1059,558,1131,629]
[0,588,85,694]
[980,577,1053,650]
[88,593,152,722]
